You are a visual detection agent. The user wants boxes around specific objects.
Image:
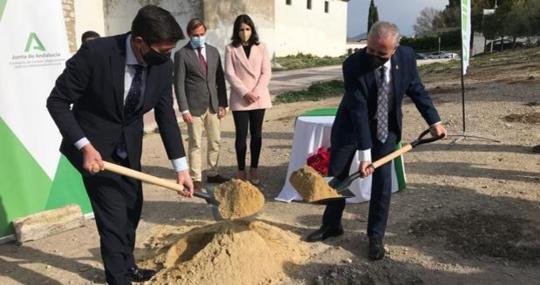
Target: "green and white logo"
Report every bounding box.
[0,0,91,238]
[24,32,46,52]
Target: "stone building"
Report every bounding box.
[63,0,349,57]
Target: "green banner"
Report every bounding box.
[461,0,471,74]
[0,1,91,238]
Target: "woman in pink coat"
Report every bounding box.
[225,14,272,185]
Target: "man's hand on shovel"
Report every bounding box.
[430,123,448,139]
[357,123,448,179]
[176,170,194,198]
[359,161,374,178]
[82,144,104,175]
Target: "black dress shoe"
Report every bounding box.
[206,174,230,184]
[305,225,344,242]
[368,238,385,261]
[128,267,156,282]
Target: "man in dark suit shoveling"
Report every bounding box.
[47,5,194,284]
[305,21,447,261]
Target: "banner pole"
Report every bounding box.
[459,15,466,133]
[450,0,500,144]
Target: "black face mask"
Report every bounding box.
[142,48,171,65]
[366,53,390,70]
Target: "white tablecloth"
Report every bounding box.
[275,116,402,204]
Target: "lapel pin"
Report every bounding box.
[396,65,399,70]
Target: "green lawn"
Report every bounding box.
[273,80,344,104]
[275,53,346,71]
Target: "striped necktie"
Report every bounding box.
[376,65,389,143]
[197,47,208,75]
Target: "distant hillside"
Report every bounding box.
[348,32,368,42]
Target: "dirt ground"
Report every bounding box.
[0,49,539,284]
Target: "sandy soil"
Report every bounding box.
[0,50,538,285]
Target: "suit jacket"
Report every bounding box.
[332,46,441,151]
[173,43,227,116]
[225,42,272,111]
[47,33,185,175]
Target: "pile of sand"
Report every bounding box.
[140,220,309,285]
[289,165,340,202]
[213,179,265,219]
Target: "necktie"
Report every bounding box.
[376,65,389,143]
[197,47,208,76]
[124,64,143,117]
[116,64,143,159]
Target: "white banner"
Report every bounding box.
[461,0,471,75]
[0,0,69,178]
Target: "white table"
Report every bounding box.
[275,116,404,203]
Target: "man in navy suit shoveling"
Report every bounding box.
[305,21,447,261]
[47,5,194,284]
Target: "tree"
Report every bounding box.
[529,0,540,35]
[482,14,499,40]
[493,0,514,50]
[440,5,459,28]
[414,7,442,37]
[504,0,540,47]
[505,1,529,45]
[481,0,513,52]
[367,0,379,32]
[472,0,497,32]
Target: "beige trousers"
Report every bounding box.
[187,110,221,181]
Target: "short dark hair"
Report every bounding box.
[231,14,260,47]
[81,31,100,43]
[186,18,207,36]
[131,5,184,45]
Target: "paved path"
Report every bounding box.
[269,65,342,95]
[143,59,450,132]
[268,58,450,95]
[143,65,343,132]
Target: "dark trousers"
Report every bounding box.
[322,131,397,240]
[232,109,265,170]
[82,157,142,285]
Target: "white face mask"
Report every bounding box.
[239,30,252,43]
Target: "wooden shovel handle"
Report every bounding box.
[102,161,184,193]
[370,129,444,170]
[370,144,413,169]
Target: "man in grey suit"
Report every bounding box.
[174,18,229,191]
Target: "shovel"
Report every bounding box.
[102,161,222,218]
[318,129,444,203]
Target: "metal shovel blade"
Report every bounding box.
[194,187,224,221]
[312,176,356,204]
[193,191,219,206]
[202,185,262,221]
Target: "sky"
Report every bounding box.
[347,0,448,37]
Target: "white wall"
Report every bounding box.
[274,0,348,57]
[87,0,348,58]
[74,0,106,47]
[102,0,202,50]
[203,0,276,60]
[79,0,349,58]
